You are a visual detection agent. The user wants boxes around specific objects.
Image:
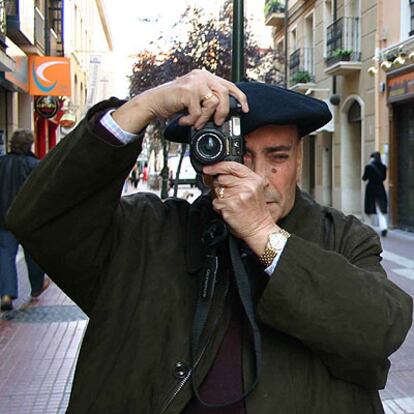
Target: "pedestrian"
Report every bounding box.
[168,168,174,191]
[6,70,412,413]
[362,151,389,236]
[0,129,49,311]
[130,163,139,188]
[143,162,149,183]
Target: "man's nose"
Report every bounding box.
[252,159,271,187]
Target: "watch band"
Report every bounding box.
[258,228,291,267]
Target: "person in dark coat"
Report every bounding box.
[6,70,413,413]
[0,130,49,311]
[362,151,388,236]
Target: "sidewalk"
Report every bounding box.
[0,195,413,413]
[0,265,86,413]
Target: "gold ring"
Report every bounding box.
[201,92,214,103]
[216,186,225,199]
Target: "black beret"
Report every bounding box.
[164,81,332,143]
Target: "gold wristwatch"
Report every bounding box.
[258,228,291,267]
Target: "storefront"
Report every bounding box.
[387,67,414,232]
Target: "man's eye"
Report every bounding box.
[270,154,289,162]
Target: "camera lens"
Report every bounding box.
[194,132,224,163]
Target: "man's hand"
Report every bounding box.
[112,69,249,134]
[203,162,282,257]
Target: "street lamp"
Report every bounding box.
[232,0,245,82]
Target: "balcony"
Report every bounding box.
[264,0,285,28]
[324,17,362,76]
[289,48,315,92]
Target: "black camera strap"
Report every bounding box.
[191,220,262,408]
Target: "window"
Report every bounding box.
[323,0,333,57]
[304,12,315,75]
[410,0,414,36]
[290,27,297,52]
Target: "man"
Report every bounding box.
[7,70,412,413]
[0,129,49,311]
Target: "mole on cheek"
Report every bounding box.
[271,168,277,174]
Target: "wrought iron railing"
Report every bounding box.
[326,17,361,64]
[0,0,6,45]
[289,48,315,85]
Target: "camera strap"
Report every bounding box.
[191,220,261,408]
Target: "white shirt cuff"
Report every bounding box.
[100,109,141,144]
[264,238,288,276]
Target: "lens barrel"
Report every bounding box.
[191,130,225,164]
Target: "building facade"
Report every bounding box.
[373,0,414,232]
[266,0,377,219]
[63,0,114,130]
[0,0,113,158]
[1,0,65,156]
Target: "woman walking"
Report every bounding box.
[362,151,388,237]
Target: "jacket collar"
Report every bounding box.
[278,186,323,244]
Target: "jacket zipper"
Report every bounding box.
[159,302,227,414]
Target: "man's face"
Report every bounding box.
[244,124,302,222]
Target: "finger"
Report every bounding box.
[203,161,250,178]
[193,94,220,130]
[216,174,240,187]
[220,80,249,113]
[210,85,230,126]
[179,95,203,126]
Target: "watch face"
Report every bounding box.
[269,233,286,252]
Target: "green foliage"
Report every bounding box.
[264,0,284,16]
[291,70,312,84]
[332,49,353,58]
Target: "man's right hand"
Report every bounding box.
[112,69,249,134]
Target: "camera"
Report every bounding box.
[189,96,244,173]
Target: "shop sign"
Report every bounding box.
[59,110,77,128]
[387,70,414,103]
[29,56,71,96]
[35,96,60,119]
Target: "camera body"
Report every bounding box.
[189,96,244,173]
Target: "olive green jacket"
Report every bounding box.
[7,101,412,414]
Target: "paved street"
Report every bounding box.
[0,190,413,413]
[379,230,414,414]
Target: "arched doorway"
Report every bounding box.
[340,97,363,216]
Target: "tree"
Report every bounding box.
[129,2,283,198]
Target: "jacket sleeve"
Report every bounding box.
[256,217,413,390]
[6,102,142,315]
